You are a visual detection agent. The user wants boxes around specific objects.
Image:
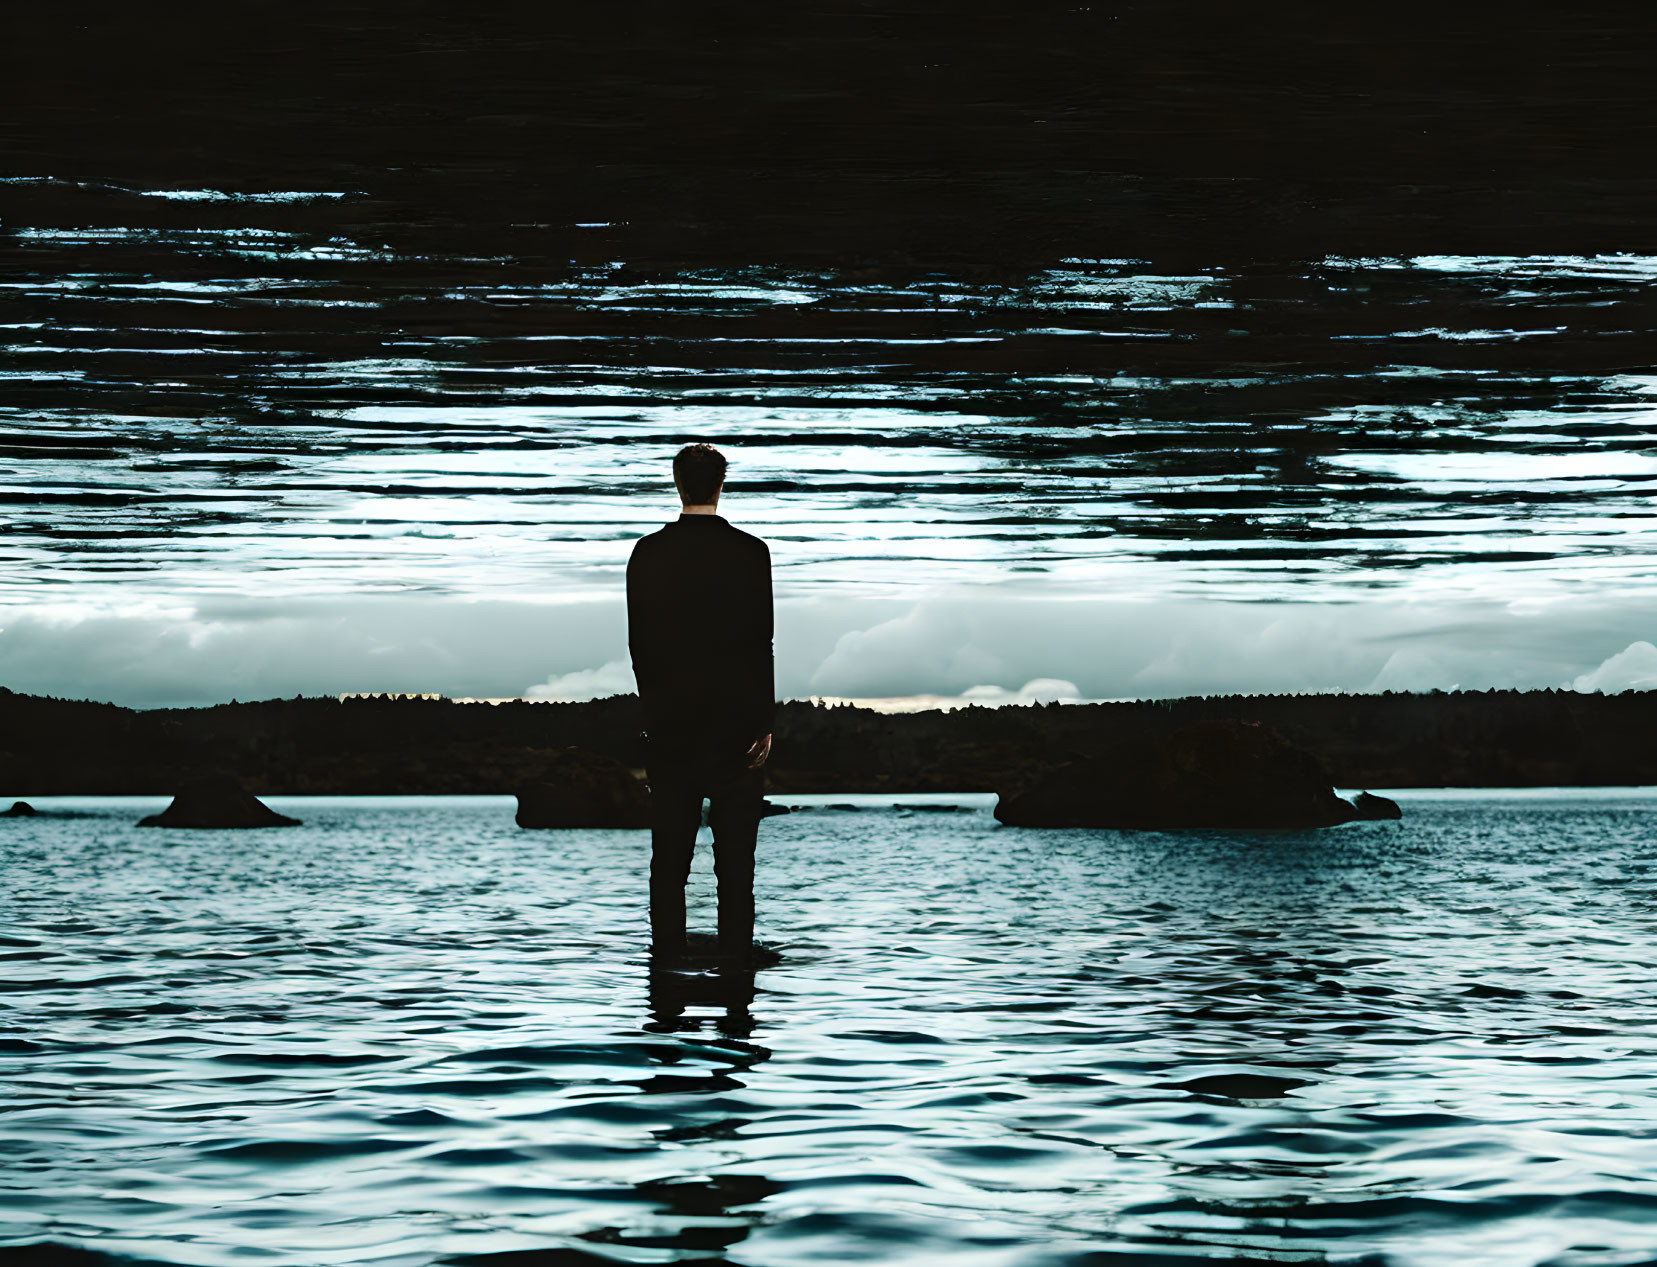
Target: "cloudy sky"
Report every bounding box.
[6,188,1657,710]
[6,582,1657,712]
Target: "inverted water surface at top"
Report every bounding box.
[4,181,1657,607]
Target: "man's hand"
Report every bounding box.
[745,732,772,769]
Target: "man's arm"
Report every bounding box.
[625,546,659,717]
[744,540,775,760]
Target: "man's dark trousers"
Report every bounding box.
[647,741,763,954]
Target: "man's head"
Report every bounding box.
[673,443,727,509]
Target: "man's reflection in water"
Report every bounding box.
[600,949,777,1261]
[644,946,759,1039]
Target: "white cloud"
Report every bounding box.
[1573,641,1657,694]
[4,587,1657,709]
[1368,647,1459,694]
[810,678,1084,713]
[809,604,1007,697]
[525,659,635,701]
[0,596,625,708]
[960,678,1082,706]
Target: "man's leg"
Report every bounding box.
[708,764,764,954]
[647,765,703,954]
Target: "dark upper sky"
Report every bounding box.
[8,2,1657,266]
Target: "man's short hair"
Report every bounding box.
[673,443,727,505]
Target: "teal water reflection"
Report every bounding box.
[4,794,1657,1264]
[5,179,1657,606]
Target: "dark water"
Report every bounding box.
[5,793,1657,1265]
[7,7,1657,612]
[7,179,1657,606]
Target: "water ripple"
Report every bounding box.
[4,794,1657,1263]
[4,177,1657,604]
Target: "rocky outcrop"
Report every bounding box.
[516,747,651,828]
[1352,791,1403,820]
[138,773,301,828]
[3,800,36,817]
[994,720,1367,829]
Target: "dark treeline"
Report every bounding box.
[3,687,1654,795]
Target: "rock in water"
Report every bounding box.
[3,800,37,817]
[995,719,1359,830]
[138,773,301,828]
[1352,791,1403,820]
[516,747,651,828]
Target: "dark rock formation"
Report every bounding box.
[3,800,36,817]
[138,773,301,828]
[1352,791,1403,820]
[994,720,1359,830]
[516,747,651,828]
[759,800,790,818]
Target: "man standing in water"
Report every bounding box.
[627,443,774,958]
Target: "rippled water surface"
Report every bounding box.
[6,176,1657,606]
[5,794,1657,1265]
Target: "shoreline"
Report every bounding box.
[14,787,1657,805]
[7,685,1657,797]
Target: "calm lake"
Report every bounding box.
[5,793,1657,1265]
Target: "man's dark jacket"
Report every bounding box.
[626,514,774,753]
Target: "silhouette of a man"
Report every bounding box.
[627,443,774,957]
